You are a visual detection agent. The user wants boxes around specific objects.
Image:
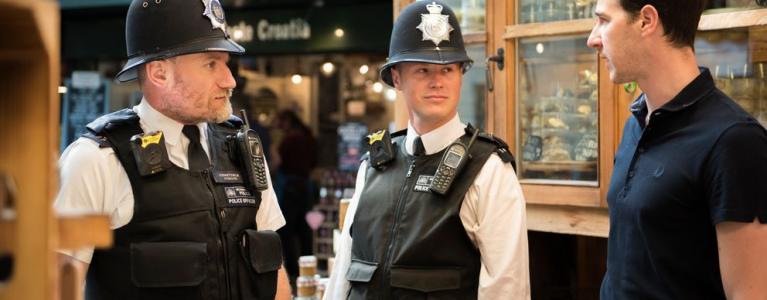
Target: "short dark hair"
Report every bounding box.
[620,0,706,48]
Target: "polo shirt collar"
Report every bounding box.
[630,67,716,121]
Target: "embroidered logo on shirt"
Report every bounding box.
[414,175,434,192]
[224,186,257,206]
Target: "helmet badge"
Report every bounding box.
[202,0,227,34]
[416,2,453,46]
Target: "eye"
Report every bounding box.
[205,61,216,69]
[417,68,428,73]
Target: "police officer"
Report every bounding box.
[324,1,530,299]
[55,0,290,299]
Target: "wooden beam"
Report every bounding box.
[57,214,112,250]
[527,204,609,238]
[699,9,767,31]
[522,184,601,207]
[504,18,594,40]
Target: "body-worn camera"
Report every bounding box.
[367,129,395,169]
[130,131,172,176]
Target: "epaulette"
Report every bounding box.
[475,131,517,169]
[85,108,138,134]
[221,114,244,129]
[390,128,407,138]
[81,132,112,148]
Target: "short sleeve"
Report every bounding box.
[705,123,767,224]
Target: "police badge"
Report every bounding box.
[416,2,453,46]
[202,0,227,34]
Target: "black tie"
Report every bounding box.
[412,136,425,156]
[182,125,209,171]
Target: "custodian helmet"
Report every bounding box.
[115,0,245,82]
[379,0,472,87]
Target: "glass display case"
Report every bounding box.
[517,36,598,184]
[442,0,486,33]
[696,27,767,126]
[458,44,488,128]
[518,0,596,24]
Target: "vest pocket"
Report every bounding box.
[237,229,282,299]
[346,259,379,299]
[346,259,379,283]
[390,266,462,299]
[130,241,207,300]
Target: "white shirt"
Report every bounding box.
[324,115,530,299]
[54,99,286,264]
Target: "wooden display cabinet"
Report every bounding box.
[504,2,767,238]
[0,1,110,300]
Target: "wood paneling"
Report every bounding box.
[527,204,609,237]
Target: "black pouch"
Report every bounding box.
[130,241,207,300]
[389,266,464,300]
[345,259,379,299]
[237,229,282,299]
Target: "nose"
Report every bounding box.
[428,71,444,89]
[587,26,602,50]
[220,66,237,90]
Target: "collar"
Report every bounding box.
[630,67,715,122]
[405,114,465,156]
[133,98,208,146]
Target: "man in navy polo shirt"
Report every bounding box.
[587,0,767,299]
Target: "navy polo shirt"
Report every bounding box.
[601,68,767,299]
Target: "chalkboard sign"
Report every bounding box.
[60,78,110,152]
[337,122,368,172]
[522,134,543,161]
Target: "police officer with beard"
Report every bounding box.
[325,1,530,299]
[55,0,290,299]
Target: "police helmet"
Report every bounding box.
[380,0,472,87]
[115,0,245,83]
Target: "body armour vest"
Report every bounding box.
[83,109,281,300]
[348,130,505,299]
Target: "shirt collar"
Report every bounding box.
[630,67,715,123]
[133,98,208,146]
[405,114,465,156]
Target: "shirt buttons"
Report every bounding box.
[628,171,635,178]
[638,147,645,153]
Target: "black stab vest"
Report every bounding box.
[347,132,501,299]
[83,109,280,300]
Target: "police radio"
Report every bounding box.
[429,127,480,195]
[234,109,268,192]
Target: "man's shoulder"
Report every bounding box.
[60,137,118,169]
[86,108,139,134]
[472,131,516,167]
[215,114,245,130]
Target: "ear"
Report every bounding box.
[391,66,402,90]
[638,4,660,37]
[144,60,173,87]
